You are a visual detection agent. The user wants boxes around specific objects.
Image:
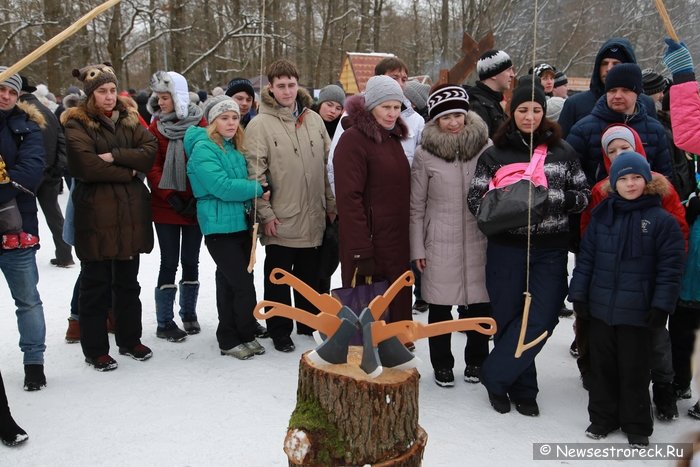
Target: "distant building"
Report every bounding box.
[338,52,395,95]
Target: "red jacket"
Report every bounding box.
[147,118,206,225]
[580,123,689,246]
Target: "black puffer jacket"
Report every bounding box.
[468,120,591,249]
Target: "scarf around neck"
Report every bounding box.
[157,103,204,191]
[592,193,661,260]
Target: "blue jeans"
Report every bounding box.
[154,223,202,287]
[0,249,46,364]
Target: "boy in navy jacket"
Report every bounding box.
[568,152,685,447]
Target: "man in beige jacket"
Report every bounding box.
[245,59,336,352]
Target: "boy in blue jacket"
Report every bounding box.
[568,152,685,447]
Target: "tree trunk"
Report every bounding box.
[43,0,62,92]
[106,3,123,82]
[284,348,427,466]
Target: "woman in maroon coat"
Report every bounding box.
[146,71,206,341]
[334,75,412,325]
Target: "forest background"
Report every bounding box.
[2,0,699,95]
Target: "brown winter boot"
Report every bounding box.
[106,309,116,334]
[65,319,80,343]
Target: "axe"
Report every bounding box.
[253,300,358,364]
[270,268,343,315]
[359,308,417,377]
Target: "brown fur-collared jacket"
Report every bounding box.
[62,96,157,261]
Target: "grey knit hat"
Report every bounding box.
[0,67,24,96]
[204,95,239,123]
[318,84,346,106]
[404,81,430,111]
[364,75,404,111]
[601,125,636,156]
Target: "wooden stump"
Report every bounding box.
[284,347,427,466]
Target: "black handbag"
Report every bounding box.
[476,145,549,236]
[0,198,22,234]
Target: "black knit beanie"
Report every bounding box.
[510,76,547,113]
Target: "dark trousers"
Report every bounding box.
[428,302,491,370]
[264,244,320,339]
[79,257,142,358]
[670,303,700,389]
[69,270,111,319]
[36,177,73,263]
[588,318,652,436]
[480,243,567,400]
[154,223,203,287]
[205,232,257,349]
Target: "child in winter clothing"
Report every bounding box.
[184,96,269,360]
[569,152,685,447]
[575,124,687,421]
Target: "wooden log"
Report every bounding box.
[284,347,426,466]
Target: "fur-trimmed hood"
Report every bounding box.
[60,95,141,129]
[342,94,408,144]
[259,85,314,120]
[419,111,488,162]
[14,100,46,129]
[601,172,671,197]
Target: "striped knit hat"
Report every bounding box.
[427,84,469,121]
[0,67,22,95]
[477,50,513,80]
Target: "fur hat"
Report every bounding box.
[204,95,239,123]
[148,70,190,119]
[225,78,255,99]
[363,75,404,111]
[510,76,547,113]
[403,81,430,111]
[605,63,643,94]
[545,96,565,121]
[0,67,22,95]
[610,151,652,188]
[427,84,469,121]
[318,84,346,107]
[601,125,636,157]
[641,68,667,95]
[553,71,568,88]
[477,50,513,81]
[72,62,118,97]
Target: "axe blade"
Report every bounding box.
[359,314,383,377]
[309,318,358,365]
[377,338,417,369]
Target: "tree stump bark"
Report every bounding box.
[284,347,427,466]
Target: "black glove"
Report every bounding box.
[179,198,197,218]
[573,302,590,320]
[564,191,577,211]
[166,194,196,218]
[355,257,375,277]
[645,307,668,328]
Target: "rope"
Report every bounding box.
[246,1,267,273]
[525,0,538,295]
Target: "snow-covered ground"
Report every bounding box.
[1,192,697,466]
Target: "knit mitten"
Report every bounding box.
[662,38,694,77]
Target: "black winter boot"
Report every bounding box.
[653,382,679,421]
[0,370,28,446]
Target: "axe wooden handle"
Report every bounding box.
[367,271,414,321]
[654,0,679,42]
[246,222,259,273]
[253,300,339,336]
[370,318,496,346]
[269,268,343,315]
